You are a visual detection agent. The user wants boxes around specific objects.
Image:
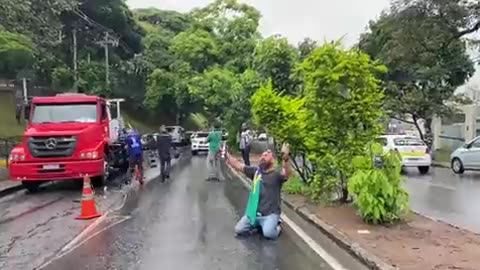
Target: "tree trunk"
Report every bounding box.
[412,114,425,142]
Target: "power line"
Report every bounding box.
[59,0,135,54]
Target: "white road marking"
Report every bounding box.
[229,165,348,270]
[281,213,348,270]
[38,215,130,269]
[59,210,111,253]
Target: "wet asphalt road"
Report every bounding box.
[0,153,177,270]
[42,156,336,270]
[404,166,480,233]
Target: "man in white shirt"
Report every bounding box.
[239,123,252,166]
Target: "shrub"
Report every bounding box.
[283,175,307,195]
[347,143,409,224]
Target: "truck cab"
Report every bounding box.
[9,93,128,192]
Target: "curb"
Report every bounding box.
[0,181,24,197]
[223,162,397,270]
[432,161,449,168]
[282,200,397,270]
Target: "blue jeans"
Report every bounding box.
[234,213,280,240]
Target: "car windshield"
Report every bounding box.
[31,103,97,124]
[196,132,209,138]
[394,138,425,146]
[166,127,175,133]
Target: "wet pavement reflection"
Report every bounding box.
[405,167,480,233]
[43,156,333,270]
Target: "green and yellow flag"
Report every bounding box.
[246,170,262,225]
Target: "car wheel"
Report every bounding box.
[22,181,42,193]
[418,166,430,175]
[451,158,465,174]
[192,150,198,156]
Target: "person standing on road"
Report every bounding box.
[206,123,223,181]
[225,143,291,240]
[156,125,176,182]
[125,129,144,185]
[239,124,253,166]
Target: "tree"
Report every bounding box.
[253,36,300,95]
[0,29,34,78]
[170,28,220,73]
[191,0,262,72]
[359,1,477,143]
[252,42,386,202]
[134,8,193,34]
[298,38,318,60]
[391,0,479,41]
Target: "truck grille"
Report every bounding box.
[28,136,77,158]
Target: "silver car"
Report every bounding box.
[450,136,480,174]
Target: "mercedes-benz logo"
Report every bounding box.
[45,138,57,150]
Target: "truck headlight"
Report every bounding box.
[9,154,25,162]
[80,151,99,159]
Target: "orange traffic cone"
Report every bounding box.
[76,175,101,220]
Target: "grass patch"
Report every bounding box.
[283,175,308,195]
[434,148,452,163]
[0,91,25,139]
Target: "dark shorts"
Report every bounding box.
[129,155,143,169]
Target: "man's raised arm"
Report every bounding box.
[225,151,245,172]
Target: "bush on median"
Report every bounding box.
[348,143,409,224]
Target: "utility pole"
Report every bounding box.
[73,28,78,92]
[97,32,118,87]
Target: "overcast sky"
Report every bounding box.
[126,0,391,46]
[126,0,479,90]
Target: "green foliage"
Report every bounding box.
[283,175,307,195]
[253,36,300,95]
[77,61,109,95]
[170,29,220,73]
[52,66,74,91]
[348,143,409,224]
[0,30,34,78]
[358,0,477,142]
[252,42,386,202]
[145,69,177,110]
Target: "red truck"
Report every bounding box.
[9,93,129,192]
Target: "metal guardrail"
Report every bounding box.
[0,137,22,167]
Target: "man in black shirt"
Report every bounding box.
[225,144,291,240]
[156,125,176,182]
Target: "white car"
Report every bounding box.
[191,132,209,155]
[376,135,432,174]
[258,133,267,141]
[166,126,186,145]
[450,136,480,174]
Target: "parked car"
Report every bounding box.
[257,133,267,141]
[191,132,209,155]
[166,126,186,145]
[450,136,480,174]
[185,131,195,144]
[376,135,431,174]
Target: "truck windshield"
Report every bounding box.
[31,103,98,124]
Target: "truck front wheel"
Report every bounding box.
[22,181,42,193]
[92,156,110,187]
